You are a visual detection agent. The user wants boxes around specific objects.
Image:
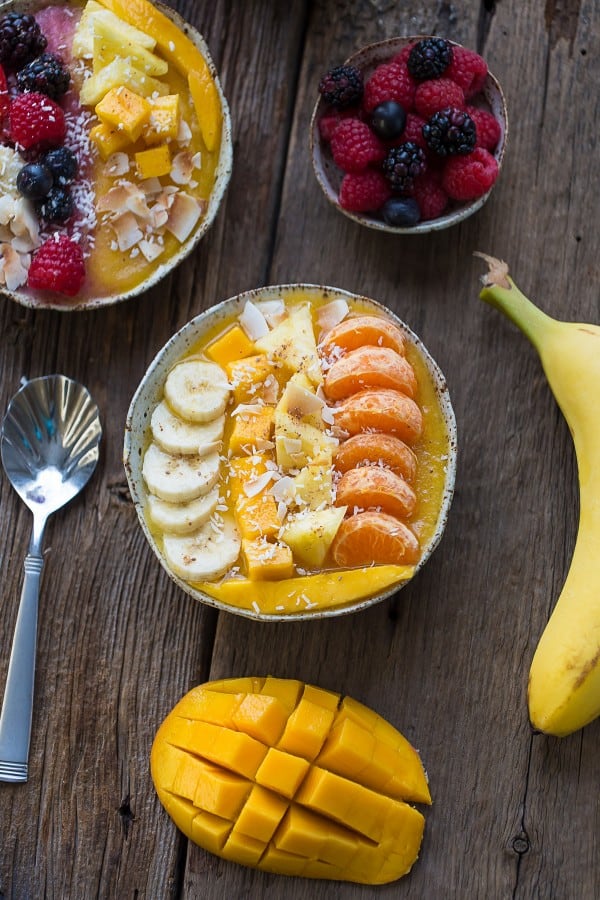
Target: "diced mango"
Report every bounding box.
[174,686,243,727]
[189,67,221,152]
[143,94,181,145]
[255,747,310,798]
[89,122,130,160]
[135,144,172,179]
[242,538,294,582]
[206,325,255,367]
[151,677,430,884]
[95,86,151,141]
[227,455,269,504]
[236,494,280,541]
[229,406,274,457]
[226,353,278,405]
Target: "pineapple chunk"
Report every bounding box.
[280,508,347,569]
[255,304,322,386]
[135,144,172,179]
[72,4,157,59]
[144,95,181,146]
[93,15,168,76]
[293,464,334,510]
[89,122,130,160]
[80,58,168,106]
[275,411,335,472]
[242,539,294,581]
[96,87,151,142]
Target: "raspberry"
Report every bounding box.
[363,63,416,113]
[318,108,359,143]
[414,78,464,119]
[467,106,501,151]
[391,43,416,68]
[412,171,448,220]
[446,46,487,98]
[382,142,427,193]
[10,92,66,151]
[407,38,452,81]
[319,65,363,109]
[442,147,499,201]
[423,107,476,156]
[0,13,47,70]
[17,53,70,101]
[331,118,385,173]
[339,170,391,212]
[399,113,427,150]
[28,235,85,297]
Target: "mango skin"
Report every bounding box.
[151,677,430,884]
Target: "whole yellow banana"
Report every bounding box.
[478,254,600,736]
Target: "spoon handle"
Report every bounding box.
[0,551,44,783]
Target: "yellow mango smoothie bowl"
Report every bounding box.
[0,0,232,309]
[124,285,456,620]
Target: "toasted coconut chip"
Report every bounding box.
[138,238,164,262]
[165,192,204,243]
[255,298,287,327]
[240,300,270,340]
[244,471,276,498]
[97,185,132,214]
[10,234,36,254]
[149,205,169,229]
[284,381,325,418]
[262,374,279,404]
[0,196,15,226]
[317,298,349,338]
[140,177,163,196]
[103,152,130,177]
[177,118,192,144]
[0,225,12,243]
[321,405,335,425]
[125,191,153,221]
[0,244,29,290]
[231,402,265,417]
[271,475,296,503]
[255,438,275,452]
[170,151,196,185]
[111,211,144,252]
[10,199,40,246]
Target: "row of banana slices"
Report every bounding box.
[142,359,242,582]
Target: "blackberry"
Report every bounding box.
[17,53,70,101]
[0,13,47,70]
[407,38,452,81]
[423,107,476,156]
[318,65,363,109]
[36,186,73,224]
[382,142,427,193]
[16,162,53,199]
[43,147,78,184]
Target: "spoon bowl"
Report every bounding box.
[0,375,101,782]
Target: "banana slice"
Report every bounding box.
[143,443,220,503]
[151,401,225,455]
[164,360,231,423]
[147,486,220,534]
[163,516,241,582]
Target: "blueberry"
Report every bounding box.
[370,101,407,140]
[381,197,421,227]
[36,186,73,224]
[42,147,78,185]
[16,163,53,199]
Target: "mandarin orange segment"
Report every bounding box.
[333,389,423,445]
[331,511,420,567]
[334,432,417,482]
[319,315,406,357]
[335,467,417,519]
[324,346,417,400]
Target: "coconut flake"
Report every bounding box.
[170,151,195,185]
[138,238,164,262]
[321,405,335,425]
[104,152,130,177]
[177,118,193,144]
[271,476,296,503]
[244,471,274,497]
[166,192,204,243]
[284,381,324,418]
[111,211,143,251]
[317,298,349,338]
[239,300,270,340]
[255,298,287,327]
[0,245,29,290]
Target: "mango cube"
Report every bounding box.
[317,716,375,777]
[226,354,278,405]
[89,122,130,160]
[277,698,335,760]
[221,831,264,866]
[135,144,172,179]
[191,811,232,854]
[233,784,288,843]
[228,455,270,504]
[231,693,288,745]
[302,684,340,711]
[242,538,294,581]
[193,761,251,820]
[95,86,151,141]
[144,94,181,145]
[229,406,274,457]
[175,687,243,728]
[255,747,310,798]
[167,718,267,780]
[206,325,255,367]
[260,677,304,712]
[236,494,280,541]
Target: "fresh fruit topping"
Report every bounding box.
[381,196,420,227]
[324,345,417,399]
[407,37,452,81]
[330,118,385,173]
[331,510,420,566]
[143,443,220,503]
[363,63,416,113]
[442,146,499,200]
[0,13,47,70]
[164,360,231,423]
[370,100,406,140]
[163,517,241,581]
[382,142,427,192]
[338,170,391,212]
[318,108,356,142]
[319,314,406,356]
[36,186,74,224]
[334,388,423,444]
[411,171,449,220]
[467,105,501,151]
[446,45,488,97]
[16,53,70,101]
[401,112,428,149]
[336,466,417,520]
[0,62,9,120]
[414,77,465,118]
[9,92,66,151]
[422,106,476,156]
[27,235,85,297]
[16,162,53,199]
[42,147,78,185]
[318,64,363,109]
[334,432,417,482]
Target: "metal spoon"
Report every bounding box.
[0,375,101,783]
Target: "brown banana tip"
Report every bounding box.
[473,251,511,289]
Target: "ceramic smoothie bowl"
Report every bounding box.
[124,284,457,621]
[0,0,232,310]
[310,35,507,234]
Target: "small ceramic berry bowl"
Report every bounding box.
[124,284,457,622]
[310,36,507,234]
[0,0,232,310]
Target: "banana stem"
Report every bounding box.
[476,253,556,350]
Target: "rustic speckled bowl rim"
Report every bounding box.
[310,35,508,234]
[0,0,233,311]
[124,284,457,622]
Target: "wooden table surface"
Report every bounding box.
[1,1,599,897]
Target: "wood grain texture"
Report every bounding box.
[0,0,598,898]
